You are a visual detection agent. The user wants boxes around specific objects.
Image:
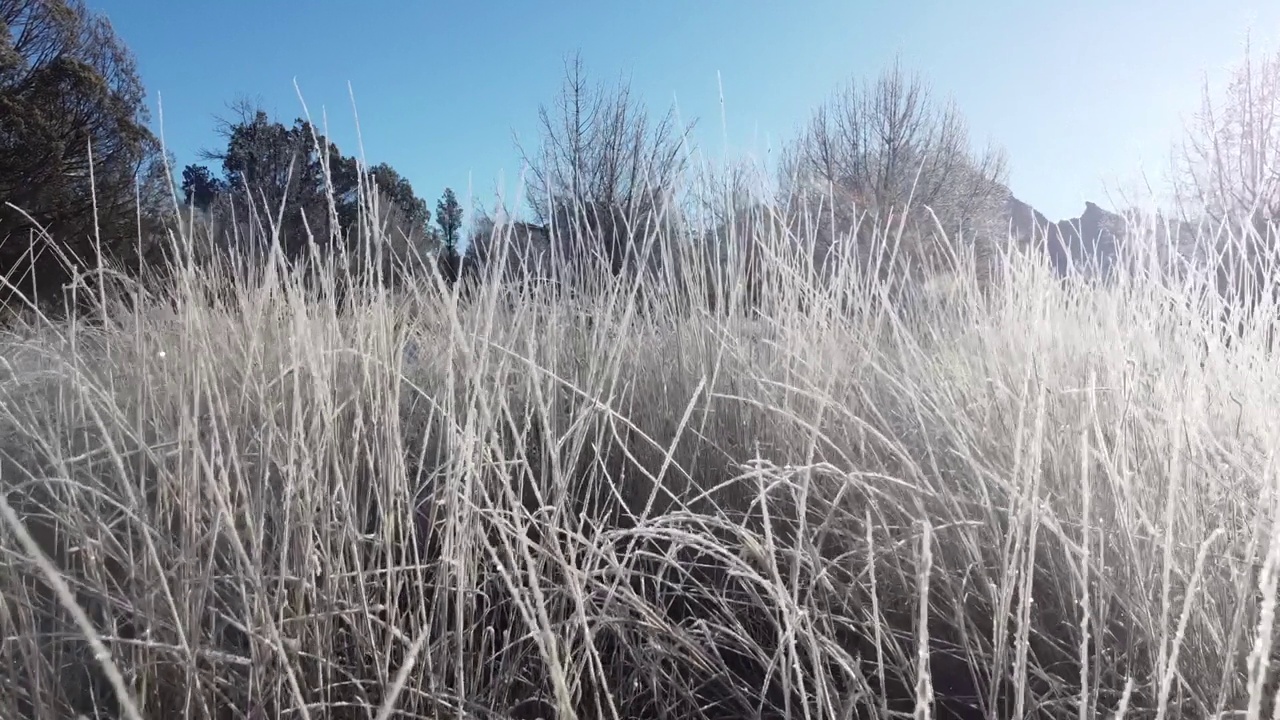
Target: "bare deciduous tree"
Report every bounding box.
[781,58,1009,276]
[1174,39,1280,226]
[516,52,694,274]
[1171,39,1280,316]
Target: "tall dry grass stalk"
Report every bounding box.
[0,144,1279,720]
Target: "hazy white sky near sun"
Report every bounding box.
[88,0,1280,222]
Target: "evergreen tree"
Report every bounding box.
[0,0,168,311]
[435,187,463,252]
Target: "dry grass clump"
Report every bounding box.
[1,178,1279,720]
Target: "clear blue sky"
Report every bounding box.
[88,0,1280,223]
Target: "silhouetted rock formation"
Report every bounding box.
[1001,191,1127,278]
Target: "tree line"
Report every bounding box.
[176,101,465,270]
[0,0,466,315]
[3,0,1278,318]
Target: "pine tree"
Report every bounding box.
[435,188,464,252]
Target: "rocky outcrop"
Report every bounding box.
[1052,201,1126,276]
[1002,193,1053,248]
[1000,190,1225,284]
[1001,192,1126,277]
